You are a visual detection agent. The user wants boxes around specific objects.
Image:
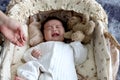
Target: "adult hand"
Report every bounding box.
[0,18,26,47]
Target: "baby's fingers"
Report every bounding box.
[14,76,25,80]
[32,49,41,58]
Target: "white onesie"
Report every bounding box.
[17,41,88,80]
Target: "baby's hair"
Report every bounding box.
[41,16,67,34]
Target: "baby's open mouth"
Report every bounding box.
[52,33,59,37]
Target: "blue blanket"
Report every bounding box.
[0,0,10,12]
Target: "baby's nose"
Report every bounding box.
[52,26,57,30]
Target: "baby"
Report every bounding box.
[15,17,88,80]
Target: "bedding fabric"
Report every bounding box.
[96,0,120,80]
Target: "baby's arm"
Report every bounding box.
[23,44,42,62]
[70,41,88,65]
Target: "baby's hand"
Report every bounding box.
[14,76,25,80]
[31,49,41,59]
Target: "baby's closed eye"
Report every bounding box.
[45,26,52,30]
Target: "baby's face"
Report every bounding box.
[44,19,65,41]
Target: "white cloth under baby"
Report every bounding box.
[17,41,88,80]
